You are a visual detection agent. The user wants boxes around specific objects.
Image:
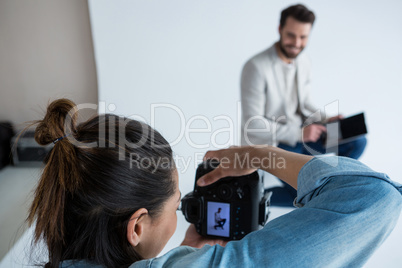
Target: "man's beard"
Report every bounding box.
[279,37,304,59]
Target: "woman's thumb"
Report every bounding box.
[197,166,224,187]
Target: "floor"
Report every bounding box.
[0,165,41,261]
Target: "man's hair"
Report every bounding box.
[280,4,315,27]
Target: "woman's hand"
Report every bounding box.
[197,145,313,190]
[180,224,228,248]
[197,146,262,186]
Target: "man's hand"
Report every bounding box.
[326,115,344,123]
[181,224,228,248]
[302,124,326,143]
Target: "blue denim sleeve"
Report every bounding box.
[132,156,402,268]
[295,156,402,206]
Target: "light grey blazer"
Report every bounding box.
[240,44,320,147]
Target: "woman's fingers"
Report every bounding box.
[203,150,222,161]
[198,147,257,187]
[197,165,225,186]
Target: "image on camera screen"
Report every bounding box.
[207,201,230,238]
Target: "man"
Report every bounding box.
[240,4,366,206]
[214,208,226,230]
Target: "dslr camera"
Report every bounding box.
[181,160,272,240]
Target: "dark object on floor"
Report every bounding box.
[0,122,14,170]
[12,130,52,165]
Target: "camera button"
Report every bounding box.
[236,187,244,199]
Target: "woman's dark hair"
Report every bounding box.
[27,99,176,268]
[280,4,315,28]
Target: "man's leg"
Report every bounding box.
[218,220,226,229]
[271,140,329,207]
[280,139,337,156]
[277,142,304,154]
[266,143,305,207]
[302,136,327,156]
[270,137,366,206]
[337,136,367,160]
[302,136,367,160]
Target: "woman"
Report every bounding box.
[28,99,401,267]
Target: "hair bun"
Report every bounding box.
[35,98,78,145]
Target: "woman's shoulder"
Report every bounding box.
[130,246,205,268]
[60,259,106,268]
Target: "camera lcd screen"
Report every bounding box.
[206,201,230,238]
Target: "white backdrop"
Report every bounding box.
[88,0,402,182]
[87,0,402,265]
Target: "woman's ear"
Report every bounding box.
[127,208,149,247]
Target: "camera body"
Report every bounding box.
[181,160,272,240]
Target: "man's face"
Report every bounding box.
[279,16,312,59]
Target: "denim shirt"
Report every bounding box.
[62,157,402,268]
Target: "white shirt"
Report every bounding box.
[279,60,303,141]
